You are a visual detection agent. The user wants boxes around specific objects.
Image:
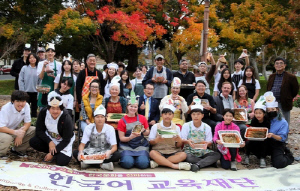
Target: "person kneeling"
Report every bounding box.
[0,90,35,159]
[74,105,120,171]
[181,102,221,172]
[30,92,75,166]
[149,104,191,170]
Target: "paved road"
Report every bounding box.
[0,74,15,80]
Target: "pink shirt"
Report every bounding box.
[213,121,240,142]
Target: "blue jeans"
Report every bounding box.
[120,155,149,169]
[80,121,88,132]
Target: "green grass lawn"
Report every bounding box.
[0,80,15,95]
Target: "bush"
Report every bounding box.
[293,95,300,108]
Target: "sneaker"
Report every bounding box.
[0,156,8,160]
[191,164,200,172]
[260,158,267,168]
[101,162,114,171]
[178,162,191,171]
[231,161,237,171]
[80,162,89,170]
[10,148,28,158]
[242,156,250,165]
[150,160,159,169]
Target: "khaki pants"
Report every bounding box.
[0,126,35,156]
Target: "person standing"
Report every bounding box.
[37,47,46,61]
[18,53,39,117]
[142,54,173,104]
[173,59,195,99]
[11,44,31,90]
[76,54,104,106]
[267,57,299,125]
[72,60,81,77]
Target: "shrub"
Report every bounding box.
[293,95,300,108]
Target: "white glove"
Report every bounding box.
[14,129,25,138]
[78,151,84,161]
[105,150,111,159]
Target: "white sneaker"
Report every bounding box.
[150,160,159,169]
[260,158,267,168]
[178,162,191,170]
[101,162,114,171]
[0,156,8,160]
[231,161,237,171]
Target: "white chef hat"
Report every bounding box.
[162,99,176,113]
[264,91,278,108]
[47,91,63,107]
[109,75,121,90]
[46,43,55,51]
[171,77,181,88]
[191,104,204,111]
[254,96,267,111]
[107,62,118,70]
[94,105,106,116]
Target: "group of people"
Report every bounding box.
[0,43,298,172]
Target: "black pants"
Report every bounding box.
[26,92,37,117]
[29,136,72,166]
[73,150,120,164]
[219,148,237,169]
[186,152,221,168]
[267,139,294,168]
[246,140,268,159]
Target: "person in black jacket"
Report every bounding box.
[11,44,31,90]
[29,92,75,166]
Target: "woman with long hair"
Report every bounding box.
[213,68,236,100]
[120,70,132,97]
[238,66,261,101]
[131,67,144,97]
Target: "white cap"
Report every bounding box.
[47,91,63,107]
[94,105,106,116]
[46,43,55,51]
[198,62,207,66]
[191,104,204,111]
[155,54,164,60]
[107,62,118,70]
[172,77,181,88]
[163,104,176,113]
[24,43,31,50]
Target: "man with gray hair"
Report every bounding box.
[76,54,104,105]
[173,59,195,99]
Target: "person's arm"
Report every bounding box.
[35,109,52,144]
[244,55,250,67]
[142,68,153,86]
[10,61,19,77]
[214,58,222,75]
[206,55,216,83]
[55,113,74,153]
[76,71,84,104]
[81,100,90,124]
[38,61,47,80]
[18,67,25,91]
[165,69,173,87]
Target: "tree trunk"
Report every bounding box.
[250,52,260,79]
[174,51,185,65]
[126,45,138,72]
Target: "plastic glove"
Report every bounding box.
[105,150,111,159]
[78,151,84,161]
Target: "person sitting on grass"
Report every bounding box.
[148,104,191,171]
[213,109,245,171]
[0,90,35,159]
[73,105,120,171]
[29,92,75,166]
[181,101,221,172]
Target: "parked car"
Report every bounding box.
[0,65,12,75]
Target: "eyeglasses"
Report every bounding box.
[275,62,285,65]
[146,88,154,90]
[90,86,99,89]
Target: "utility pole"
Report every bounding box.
[200,0,210,62]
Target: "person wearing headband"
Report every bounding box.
[148,104,191,171]
[74,105,120,171]
[159,77,189,128]
[37,43,62,110]
[263,92,294,168]
[30,92,75,166]
[117,91,150,169]
[76,53,104,108]
[11,44,32,90]
[181,103,221,172]
[173,59,195,99]
[0,91,35,159]
[103,63,124,99]
[194,52,217,95]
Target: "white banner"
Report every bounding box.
[0,160,299,191]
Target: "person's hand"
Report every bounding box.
[14,129,25,138]
[240,141,245,148]
[162,79,168,84]
[204,105,212,111]
[152,75,157,83]
[86,119,91,125]
[249,112,254,119]
[267,133,274,138]
[149,120,156,126]
[129,132,140,140]
[44,153,53,162]
[47,73,55,78]
[187,139,195,148]
[49,141,57,155]
[140,101,145,110]
[156,135,164,143]
[14,137,23,146]
[78,151,84,161]
[216,140,223,145]
[105,150,111,159]
[173,135,181,142]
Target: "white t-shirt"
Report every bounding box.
[37,60,62,76]
[102,71,107,79]
[81,123,117,146]
[213,82,237,93]
[148,121,181,141]
[238,79,261,89]
[54,73,77,86]
[130,78,143,91]
[214,72,221,84]
[181,122,212,142]
[0,102,31,130]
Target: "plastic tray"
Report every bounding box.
[36,85,51,93]
[81,154,105,164]
[194,143,207,150]
[245,127,268,141]
[233,108,248,122]
[218,130,243,148]
[201,99,210,107]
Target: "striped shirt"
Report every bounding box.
[271,72,284,101]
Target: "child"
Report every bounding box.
[243,96,270,168]
[238,66,261,101]
[149,104,191,170]
[54,78,74,116]
[74,105,120,170]
[120,70,132,97]
[181,102,221,172]
[213,109,245,171]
